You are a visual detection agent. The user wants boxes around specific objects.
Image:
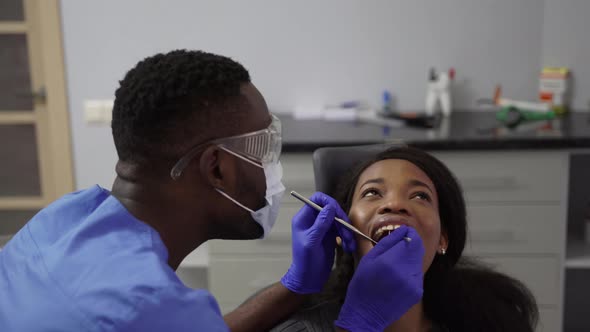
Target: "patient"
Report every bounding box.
[272,146,538,332]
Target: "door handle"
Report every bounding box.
[14,87,46,103]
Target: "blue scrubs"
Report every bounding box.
[0,186,229,331]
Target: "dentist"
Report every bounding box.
[0,50,422,332]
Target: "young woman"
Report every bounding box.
[272,146,538,332]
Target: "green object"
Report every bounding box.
[496,106,556,129]
[552,105,568,116]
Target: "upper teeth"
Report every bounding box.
[374,224,401,240]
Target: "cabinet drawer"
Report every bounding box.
[209,256,291,307]
[281,153,315,194]
[271,202,299,234]
[433,151,567,203]
[209,237,292,256]
[465,204,563,254]
[478,256,560,306]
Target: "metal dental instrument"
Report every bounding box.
[290,191,412,244]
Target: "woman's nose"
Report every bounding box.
[377,196,409,215]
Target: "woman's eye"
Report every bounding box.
[412,191,431,202]
[361,188,380,198]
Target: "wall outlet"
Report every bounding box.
[84,100,113,125]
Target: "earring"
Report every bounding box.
[440,248,446,255]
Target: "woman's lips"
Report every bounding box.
[370,216,410,242]
[373,224,402,242]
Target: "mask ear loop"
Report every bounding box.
[214,188,255,213]
[213,146,265,213]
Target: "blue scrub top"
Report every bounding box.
[0,185,229,331]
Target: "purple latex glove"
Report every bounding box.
[335,226,424,332]
[281,192,357,294]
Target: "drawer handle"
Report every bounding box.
[461,177,518,190]
[470,230,516,243]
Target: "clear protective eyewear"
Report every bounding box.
[170,114,282,180]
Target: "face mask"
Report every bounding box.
[215,147,285,238]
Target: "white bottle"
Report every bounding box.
[425,68,455,117]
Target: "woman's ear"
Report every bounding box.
[439,230,449,254]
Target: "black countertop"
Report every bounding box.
[281,111,590,152]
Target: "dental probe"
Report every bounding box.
[290,191,412,244]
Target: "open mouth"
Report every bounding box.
[372,224,402,243]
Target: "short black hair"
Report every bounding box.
[111,50,251,165]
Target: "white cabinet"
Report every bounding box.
[209,150,568,332]
[432,151,565,203]
[433,151,568,332]
[209,256,292,312]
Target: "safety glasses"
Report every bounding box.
[170,114,282,180]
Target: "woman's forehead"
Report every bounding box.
[356,159,434,189]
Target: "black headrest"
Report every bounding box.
[312,143,406,196]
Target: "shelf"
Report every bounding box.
[566,239,590,269]
[566,257,590,269]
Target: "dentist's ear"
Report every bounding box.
[199,146,236,192]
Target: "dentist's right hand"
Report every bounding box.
[281,192,356,295]
[335,226,424,332]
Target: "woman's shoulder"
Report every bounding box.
[270,300,341,332]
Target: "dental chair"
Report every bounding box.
[312,143,406,195]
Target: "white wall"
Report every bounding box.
[60,0,549,189]
[542,0,590,111]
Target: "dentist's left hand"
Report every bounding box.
[281,192,356,294]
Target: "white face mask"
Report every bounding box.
[215,147,285,238]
